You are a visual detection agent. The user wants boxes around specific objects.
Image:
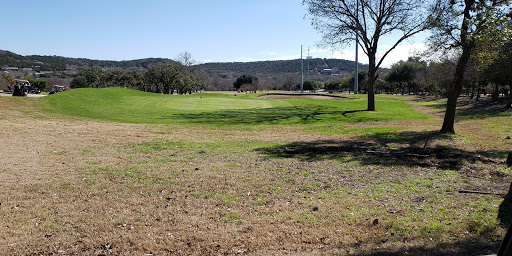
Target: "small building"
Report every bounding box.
[2,67,19,71]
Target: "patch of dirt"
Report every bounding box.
[260,94,352,101]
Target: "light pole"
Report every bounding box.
[307,47,311,81]
[301,45,304,93]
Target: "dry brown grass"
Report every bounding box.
[0,96,511,255]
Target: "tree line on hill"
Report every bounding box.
[199,58,366,74]
[0,49,365,75]
[0,50,178,71]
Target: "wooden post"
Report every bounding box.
[507,152,512,167]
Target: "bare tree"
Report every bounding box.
[303,0,438,111]
[282,73,299,91]
[175,51,196,67]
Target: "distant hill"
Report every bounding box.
[0,49,370,90]
[198,58,367,74]
[0,50,177,71]
[0,49,367,74]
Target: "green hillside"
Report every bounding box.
[44,87,430,125]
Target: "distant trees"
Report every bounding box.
[70,76,88,88]
[1,72,16,91]
[385,58,427,95]
[485,39,512,108]
[31,79,48,91]
[417,60,455,96]
[70,63,207,94]
[325,71,367,94]
[351,70,367,93]
[145,64,197,94]
[234,74,259,92]
[308,80,323,91]
[325,79,343,93]
[282,73,298,91]
[78,66,105,88]
[209,73,236,91]
[295,80,323,92]
[175,51,196,67]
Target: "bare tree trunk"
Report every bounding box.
[440,48,471,133]
[493,83,499,102]
[441,94,459,133]
[368,77,376,111]
[440,1,474,134]
[367,53,377,111]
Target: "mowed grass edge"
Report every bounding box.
[43,87,431,125]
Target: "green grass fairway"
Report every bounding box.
[44,87,430,125]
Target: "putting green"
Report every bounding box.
[44,87,431,125]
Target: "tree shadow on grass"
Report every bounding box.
[356,187,511,256]
[159,106,372,125]
[456,97,511,119]
[256,130,505,171]
[412,95,511,120]
[350,236,503,256]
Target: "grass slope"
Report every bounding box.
[44,87,430,125]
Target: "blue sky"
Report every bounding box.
[1,0,426,67]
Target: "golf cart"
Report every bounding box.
[12,79,30,97]
[49,85,65,95]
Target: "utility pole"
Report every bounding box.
[306,46,310,81]
[354,0,359,95]
[301,45,304,93]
